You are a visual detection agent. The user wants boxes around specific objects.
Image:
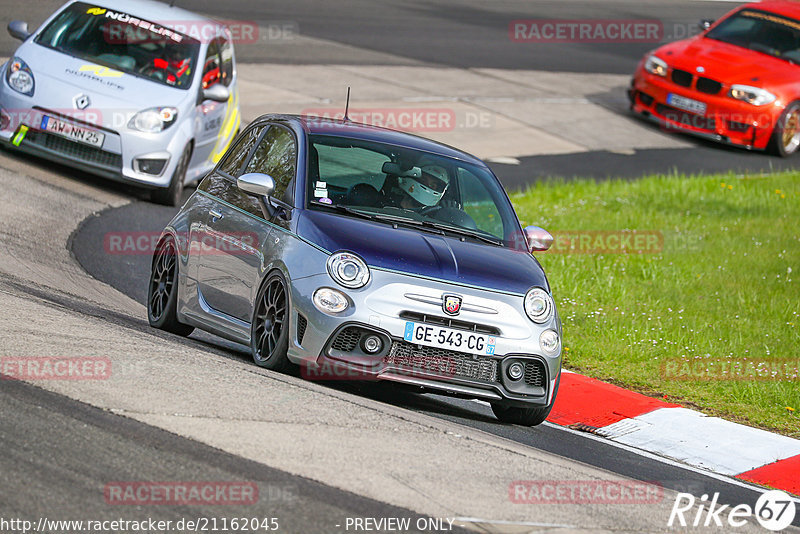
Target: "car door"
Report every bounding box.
[197,123,298,323]
[191,35,238,169]
[192,124,266,323]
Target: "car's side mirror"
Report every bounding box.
[237,172,275,197]
[699,19,715,31]
[8,21,31,41]
[203,84,230,103]
[524,225,553,252]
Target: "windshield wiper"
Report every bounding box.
[368,213,447,236]
[311,202,375,221]
[419,221,504,246]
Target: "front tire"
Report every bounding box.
[151,143,191,206]
[491,372,560,426]
[147,236,194,336]
[768,101,800,157]
[250,271,292,372]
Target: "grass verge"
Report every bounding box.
[511,171,799,437]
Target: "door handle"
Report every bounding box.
[209,209,223,221]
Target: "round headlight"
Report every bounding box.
[327,252,370,289]
[524,288,553,323]
[540,329,560,356]
[313,287,348,313]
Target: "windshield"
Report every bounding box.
[306,134,523,248]
[35,2,200,89]
[706,9,800,64]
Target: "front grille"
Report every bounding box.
[384,341,498,383]
[524,360,546,387]
[330,327,362,352]
[671,69,693,87]
[656,104,716,131]
[296,313,308,345]
[696,77,722,95]
[24,129,122,169]
[399,311,500,335]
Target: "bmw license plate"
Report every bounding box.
[667,93,707,116]
[40,115,105,147]
[403,321,496,356]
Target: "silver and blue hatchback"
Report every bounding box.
[148,114,562,425]
[0,0,240,205]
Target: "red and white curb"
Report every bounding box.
[546,370,800,496]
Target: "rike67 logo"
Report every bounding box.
[668,490,796,531]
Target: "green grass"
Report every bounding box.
[511,171,800,437]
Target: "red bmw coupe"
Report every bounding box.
[630,1,800,156]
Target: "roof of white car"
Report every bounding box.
[78,0,220,26]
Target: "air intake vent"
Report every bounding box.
[296,313,308,345]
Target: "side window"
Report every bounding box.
[244,126,297,202]
[217,125,264,177]
[219,37,234,87]
[457,168,504,239]
[202,39,221,89]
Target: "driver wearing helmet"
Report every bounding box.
[392,164,450,210]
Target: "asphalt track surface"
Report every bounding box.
[69,191,800,530]
[1,378,469,534]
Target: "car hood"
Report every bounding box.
[655,36,798,87]
[297,209,549,295]
[11,42,188,127]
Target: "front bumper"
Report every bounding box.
[0,91,181,188]
[287,269,562,408]
[630,70,780,150]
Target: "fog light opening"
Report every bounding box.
[507,362,525,381]
[136,158,168,176]
[312,288,349,314]
[362,335,383,354]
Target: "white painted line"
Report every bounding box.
[543,421,800,502]
[485,157,520,165]
[603,408,800,475]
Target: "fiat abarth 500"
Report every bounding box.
[0,0,240,205]
[630,0,800,156]
[147,114,562,425]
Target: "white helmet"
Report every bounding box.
[397,165,449,207]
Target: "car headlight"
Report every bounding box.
[540,329,560,356]
[729,85,776,106]
[128,107,178,133]
[524,287,553,323]
[6,57,34,96]
[327,252,370,289]
[644,55,668,77]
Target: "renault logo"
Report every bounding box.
[74,94,90,110]
[442,294,462,316]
